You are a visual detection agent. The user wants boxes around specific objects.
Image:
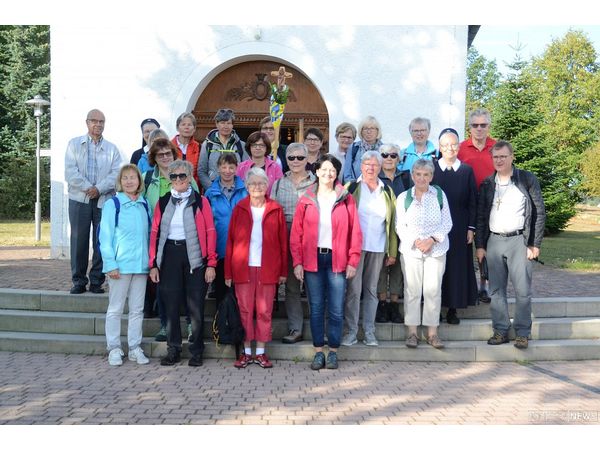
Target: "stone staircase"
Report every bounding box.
[1,288,599,362]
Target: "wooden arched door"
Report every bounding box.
[192,61,329,151]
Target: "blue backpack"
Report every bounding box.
[97,196,151,250]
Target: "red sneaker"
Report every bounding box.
[234,353,252,369]
[254,353,273,368]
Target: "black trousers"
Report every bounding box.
[159,241,207,357]
[68,198,104,287]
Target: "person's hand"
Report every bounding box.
[293,265,304,281]
[416,237,434,254]
[107,269,120,280]
[346,265,357,279]
[476,248,486,264]
[279,276,287,285]
[527,246,540,260]
[467,230,474,245]
[225,279,232,287]
[385,257,396,267]
[205,267,216,283]
[86,186,100,199]
[149,267,159,283]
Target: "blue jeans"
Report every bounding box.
[304,252,346,349]
[487,234,533,338]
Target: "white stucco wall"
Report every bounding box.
[50,24,468,258]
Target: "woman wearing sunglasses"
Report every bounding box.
[149,160,217,367]
[375,143,410,324]
[271,143,316,344]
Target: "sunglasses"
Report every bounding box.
[287,155,306,161]
[471,123,489,129]
[169,173,188,181]
[381,153,398,159]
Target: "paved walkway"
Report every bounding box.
[1,352,599,425]
[1,246,600,426]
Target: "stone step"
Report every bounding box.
[1,308,599,342]
[2,288,600,319]
[0,331,598,362]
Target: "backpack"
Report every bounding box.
[404,184,443,211]
[97,195,151,250]
[212,287,245,356]
[346,180,395,200]
[144,170,154,191]
[206,138,245,160]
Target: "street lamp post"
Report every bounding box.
[25,95,50,242]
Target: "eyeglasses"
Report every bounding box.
[169,173,188,181]
[471,123,489,129]
[440,144,459,151]
[305,137,321,143]
[217,108,233,114]
[337,135,354,141]
[492,154,511,161]
[250,143,267,149]
[87,119,105,125]
[381,153,398,159]
[247,181,267,188]
[287,155,306,161]
[362,162,380,168]
[410,129,428,134]
[362,127,378,132]
[156,152,173,159]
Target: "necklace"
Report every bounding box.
[494,176,511,210]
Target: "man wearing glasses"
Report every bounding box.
[65,109,122,294]
[475,141,545,350]
[458,109,497,303]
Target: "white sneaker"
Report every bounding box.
[108,348,124,366]
[341,333,358,346]
[128,347,150,365]
[363,331,379,346]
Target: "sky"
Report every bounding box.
[473,25,600,74]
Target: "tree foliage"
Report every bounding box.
[465,46,500,133]
[580,142,600,198]
[0,25,50,219]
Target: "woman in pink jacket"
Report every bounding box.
[290,154,362,371]
[236,131,283,196]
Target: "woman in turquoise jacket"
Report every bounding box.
[204,153,248,305]
[99,164,151,367]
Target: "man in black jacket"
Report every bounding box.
[475,140,546,349]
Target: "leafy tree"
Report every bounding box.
[465,46,500,134]
[581,142,600,198]
[0,25,50,219]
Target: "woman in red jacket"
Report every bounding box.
[225,167,288,368]
[290,154,362,370]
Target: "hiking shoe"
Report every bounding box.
[478,289,491,304]
[188,355,203,367]
[375,301,389,323]
[426,335,445,349]
[311,352,326,370]
[234,353,252,369]
[108,348,124,366]
[160,351,181,366]
[326,352,338,369]
[341,333,358,346]
[406,334,419,348]
[282,329,303,344]
[187,323,193,343]
[487,332,509,345]
[363,331,379,346]
[89,284,105,294]
[128,347,149,365]
[446,308,460,325]
[255,353,273,368]
[514,336,529,349]
[70,285,86,294]
[389,302,404,323]
[155,326,167,342]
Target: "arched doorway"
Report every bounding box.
[192,60,330,151]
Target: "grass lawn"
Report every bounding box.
[541,204,600,271]
[0,220,51,246]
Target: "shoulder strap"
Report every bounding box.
[140,198,151,228]
[404,188,413,211]
[432,184,443,209]
[347,181,359,195]
[351,142,360,160]
[144,170,153,191]
[112,196,121,228]
[404,186,443,211]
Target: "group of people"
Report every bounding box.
[65,106,546,370]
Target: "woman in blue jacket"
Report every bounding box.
[100,164,151,366]
[204,153,248,306]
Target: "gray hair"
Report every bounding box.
[148,128,169,146]
[361,150,383,165]
[176,112,197,128]
[245,167,269,186]
[411,158,435,175]
[409,117,431,132]
[469,108,492,126]
[214,108,235,122]
[379,143,402,155]
[168,160,193,178]
[286,142,308,156]
[358,115,383,140]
